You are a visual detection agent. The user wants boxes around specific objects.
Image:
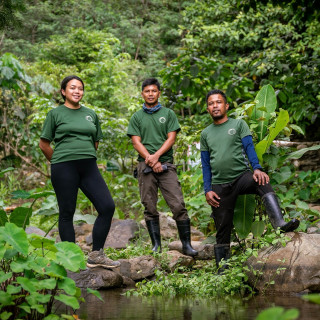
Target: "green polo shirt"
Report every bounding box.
[127,107,180,163]
[200,118,252,184]
[40,105,103,164]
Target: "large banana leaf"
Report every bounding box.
[233,194,256,239]
[251,85,277,141]
[255,108,289,162]
[286,144,320,160]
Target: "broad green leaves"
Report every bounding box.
[255,306,299,320]
[252,85,277,141]
[0,223,96,318]
[255,108,289,162]
[0,223,28,255]
[233,194,256,239]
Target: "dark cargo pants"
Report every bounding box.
[137,161,189,221]
[211,170,273,244]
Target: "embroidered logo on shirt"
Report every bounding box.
[86,115,93,122]
[228,128,236,135]
[159,117,166,123]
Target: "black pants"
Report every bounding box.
[51,158,115,251]
[211,170,273,244]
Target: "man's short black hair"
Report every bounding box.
[206,89,227,104]
[142,78,161,91]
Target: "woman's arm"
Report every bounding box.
[39,138,54,161]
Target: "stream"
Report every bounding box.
[72,289,320,320]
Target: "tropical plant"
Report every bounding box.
[0,222,102,320]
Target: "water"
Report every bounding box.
[75,289,320,320]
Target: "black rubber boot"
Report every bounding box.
[262,192,300,232]
[176,219,198,257]
[146,219,162,253]
[214,244,230,274]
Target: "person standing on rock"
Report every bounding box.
[39,75,120,269]
[200,89,300,273]
[127,78,198,257]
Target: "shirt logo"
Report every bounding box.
[86,115,93,122]
[159,117,166,123]
[228,128,236,135]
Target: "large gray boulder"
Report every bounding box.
[84,219,141,249]
[165,250,195,271]
[168,240,214,260]
[246,232,320,293]
[68,268,123,290]
[116,255,159,281]
[104,219,141,249]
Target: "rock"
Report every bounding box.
[25,226,46,237]
[246,232,320,293]
[68,268,123,290]
[165,250,195,271]
[122,276,136,288]
[84,219,141,249]
[309,205,320,213]
[104,219,140,249]
[307,227,319,234]
[168,241,214,260]
[140,213,205,240]
[116,255,159,281]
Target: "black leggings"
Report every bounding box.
[211,170,273,244]
[51,158,115,251]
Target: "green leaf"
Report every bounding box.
[0,223,28,255]
[6,284,21,295]
[256,109,289,162]
[251,221,265,238]
[1,66,15,80]
[233,194,256,239]
[16,277,37,293]
[0,167,14,177]
[54,294,80,309]
[44,261,67,278]
[28,191,55,200]
[37,278,57,290]
[0,210,8,226]
[73,213,97,224]
[256,306,299,320]
[43,315,61,320]
[28,234,57,252]
[302,293,320,304]
[295,200,309,211]
[0,311,12,320]
[289,124,304,136]
[58,277,76,295]
[272,167,292,184]
[55,242,86,272]
[0,245,5,260]
[286,145,320,160]
[0,271,12,284]
[18,303,31,313]
[0,291,14,307]
[87,288,104,301]
[11,190,31,199]
[9,207,32,229]
[252,85,277,141]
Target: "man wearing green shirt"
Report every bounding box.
[127,78,197,257]
[200,89,299,273]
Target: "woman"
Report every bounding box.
[39,75,120,269]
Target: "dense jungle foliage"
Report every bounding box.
[0,0,320,317]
